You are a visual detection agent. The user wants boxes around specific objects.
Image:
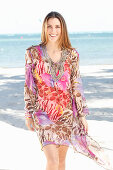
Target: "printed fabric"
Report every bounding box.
[24,44,112,170]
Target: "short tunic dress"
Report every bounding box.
[24,44,112,170]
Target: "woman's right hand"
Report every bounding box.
[25,117,35,131]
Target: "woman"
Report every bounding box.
[24,11,111,170]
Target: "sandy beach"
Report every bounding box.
[0,64,113,170]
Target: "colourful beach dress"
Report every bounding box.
[24,44,112,170]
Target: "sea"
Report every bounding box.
[0,32,113,67]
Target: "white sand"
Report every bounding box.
[0,64,113,170]
[0,120,113,170]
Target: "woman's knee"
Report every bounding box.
[47,158,59,167]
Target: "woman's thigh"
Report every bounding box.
[43,144,59,163]
[58,145,69,162]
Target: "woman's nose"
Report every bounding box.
[51,27,56,34]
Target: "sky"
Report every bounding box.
[0,0,113,34]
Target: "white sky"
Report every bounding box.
[0,0,113,34]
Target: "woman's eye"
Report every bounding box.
[47,25,52,28]
[47,25,60,29]
[56,26,60,28]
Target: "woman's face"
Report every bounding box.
[46,17,61,43]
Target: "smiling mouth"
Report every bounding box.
[49,34,57,37]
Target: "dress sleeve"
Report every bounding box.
[70,48,89,117]
[24,49,37,118]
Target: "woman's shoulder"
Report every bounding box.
[67,47,79,62]
[26,44,40,51]
[71,47,79,57]
[25,44,41,63]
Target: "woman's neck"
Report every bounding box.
[46,42,61,53]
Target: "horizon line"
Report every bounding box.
[0,30,113,35]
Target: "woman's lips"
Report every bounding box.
[49,34,57,37]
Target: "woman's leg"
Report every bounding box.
[58,145,69,170]
[43,144,59,170]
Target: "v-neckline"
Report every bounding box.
[42,45,64,64]
[38,44,69,82]
[33,45,69,65]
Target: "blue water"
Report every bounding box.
[0,32,113,67]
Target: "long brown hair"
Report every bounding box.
[40,11,73,50]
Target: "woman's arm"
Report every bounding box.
[70,48,89,118]
[24,49,37,119]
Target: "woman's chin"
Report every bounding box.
[48,36,60,43]
[48,39,59,43]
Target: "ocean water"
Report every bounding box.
[0,32,113,67]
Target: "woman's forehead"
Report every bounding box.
[47,18,61,25]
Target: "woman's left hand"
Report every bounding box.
[79,116,88,134]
